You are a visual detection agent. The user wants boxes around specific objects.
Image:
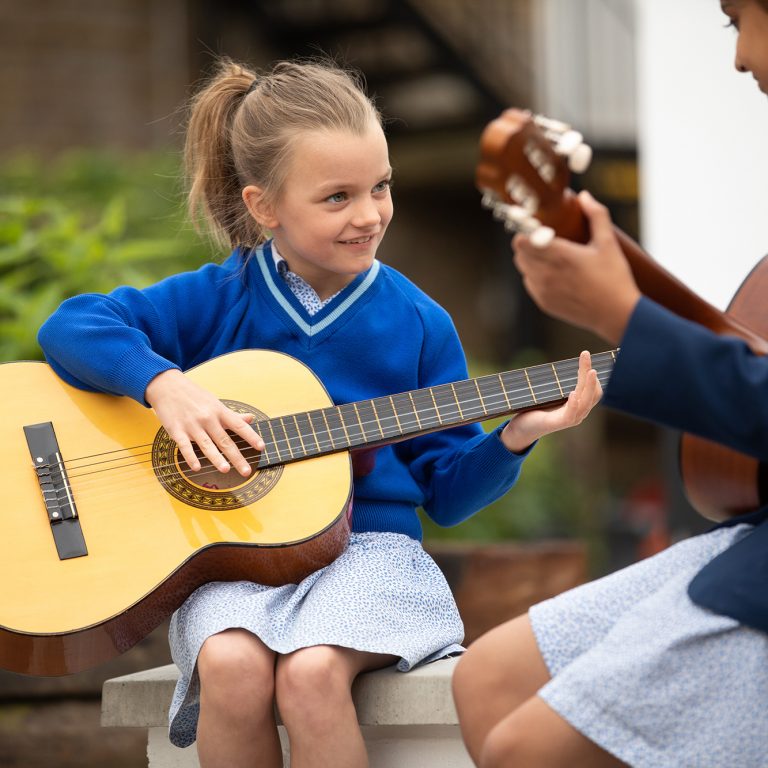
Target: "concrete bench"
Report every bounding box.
[101,657,472,767]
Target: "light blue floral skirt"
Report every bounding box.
[530,523,768,768]
[167,531,464,748]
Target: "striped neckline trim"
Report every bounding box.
[256,244,381,337]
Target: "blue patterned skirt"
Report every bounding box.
[530,523,768,767]
[167,531,464,747]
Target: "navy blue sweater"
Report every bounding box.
[604,297,768,633]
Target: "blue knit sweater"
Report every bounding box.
[38,242,529,540]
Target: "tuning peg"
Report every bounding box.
[555,129,583,154]
[568,142,592,174]
[479,189,555,247]
[533,114,593,174]
[554,130,593,174]
[529,226,555,248]
[481,192,497,209]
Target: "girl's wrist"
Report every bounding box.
[145,368,183,407]
[500,421,537,454]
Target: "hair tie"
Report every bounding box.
[246,79,259,95]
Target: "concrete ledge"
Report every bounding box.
[102,657,472,767]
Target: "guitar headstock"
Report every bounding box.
[476,109,592,247]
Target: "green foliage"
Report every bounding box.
[0,151,207,361]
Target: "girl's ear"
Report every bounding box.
[242,185,279,229]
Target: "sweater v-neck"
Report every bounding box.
[250,241,382,342]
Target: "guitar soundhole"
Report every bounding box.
[151,400,282,512]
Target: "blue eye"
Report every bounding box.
[373,179,392,193]
[326,192,347,203]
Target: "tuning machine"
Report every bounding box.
[480,192,555,248]
[533,115,593,174]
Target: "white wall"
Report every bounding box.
[637,0,768,309]
[533,0,637,145]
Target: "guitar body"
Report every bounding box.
[0,349,352,676]
[680,256,768,521]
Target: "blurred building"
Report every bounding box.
[0,0,641,356]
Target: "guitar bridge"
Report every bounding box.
[24,422,87,560]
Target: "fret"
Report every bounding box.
[523,368,538,404]
[371,397,400,440]
[407,392,423,429]
[252,421,270,465]
[391,392,420,433]
[268,418,291,461]
[368,400,387,439]
[292,414,308,455]
[355,400,383,442]
[388,395,403,433]
[527,362,561,405]
[428,388,440,425]
[309,409,333,452]
[279,416,302,459]
[432,383,460,424]
[499,369,530,409]
[294,411,319,455]
[262,419,284,463]
[474,379,487,415]
[477,375,506,415]
[449,383,465,420]
[338,403,365,446]
[412,388,440,429]
[453,379,482,419]
[495,373,512,409]
[322,406,348,450]
[551,363,564,398]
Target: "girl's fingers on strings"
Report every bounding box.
[174,436,202,473]
[193,431,231,474]
[211,425,254,477]
[223,409,265,452]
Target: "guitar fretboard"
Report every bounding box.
[253,350,617,467]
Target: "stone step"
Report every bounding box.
[101,658,472,767]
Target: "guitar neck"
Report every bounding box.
[551,192,768,355]
[253,350,617,468]
[614,229,768,355]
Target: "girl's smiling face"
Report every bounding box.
[250,121,393,301]
[722,0,768,94]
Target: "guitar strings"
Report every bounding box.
[67,356,608,470]
[66,378,612,498]
[62,360,613,491]
[64,360,613,481]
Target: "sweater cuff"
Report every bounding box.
[471,422,535,482]
[110,345,181,406]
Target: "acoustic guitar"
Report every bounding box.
[477,108,768,524]
[1,346,615,675]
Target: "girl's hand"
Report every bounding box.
[145,369,265,477]
[500,351,602,453]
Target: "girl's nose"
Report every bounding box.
[351,197,381,227]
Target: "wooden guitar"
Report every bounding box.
[1,346,615,676]
[477,108,768,524]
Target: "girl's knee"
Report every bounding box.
[480,720,526,768]
[452,647,478,711]
[275,646,351,720]
[198,629,276,709]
